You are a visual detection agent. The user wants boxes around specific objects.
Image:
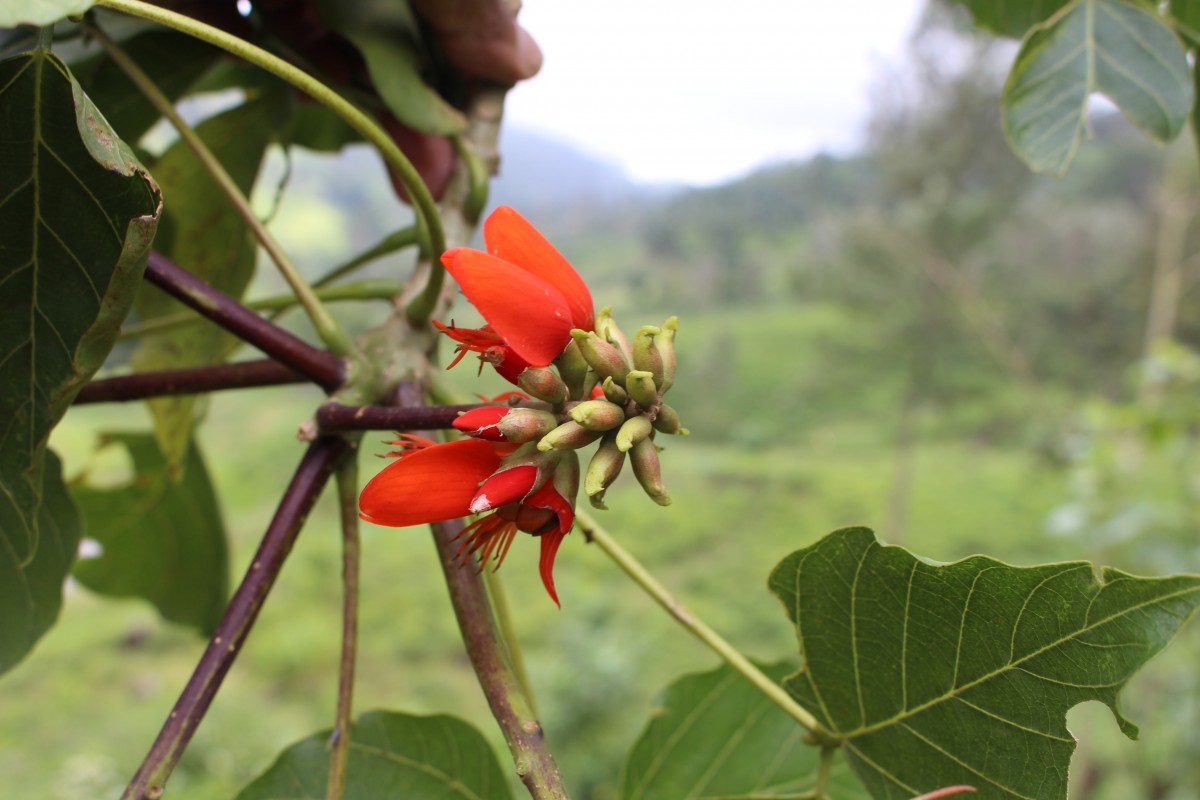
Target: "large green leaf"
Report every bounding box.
[0,51,159,573]
[0,450,82,673]
[1002,0,1193,175]
[953,0,1072,38]
[0,0,95,26]
[71,433,229,635]
[768,527,1200,800]
[619,662,869,800]
[131,91,286,471]
[345,32,467,136]
[72,30,222,144]
[235,710,514,799]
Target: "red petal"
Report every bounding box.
[484,206,595,331]
[523,480,575,537]
[359,439,501,526]
[441,247,576,366]
[453,406,510,441]
[470,464,539,513]
[538,530,566,608]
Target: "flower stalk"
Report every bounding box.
[86,19,355,357]
[93,0,446,263]
[578,510,830,741]
[328,453,362,800]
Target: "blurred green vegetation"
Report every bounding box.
[7,6,1200,799]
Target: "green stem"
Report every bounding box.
[87,18,355,357]
[328,453,361,800]
[92,0,447,266]
[813,745,835,800]
[578,510,828,738]
[313,227,420,289]
[119,280,403,340]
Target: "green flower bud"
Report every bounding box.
[518,366,568,406]
[555,339,589,401]
[571,329,630,385]
[498,408,561,442]
[602,375,628,406]
[584,433,626,510]
[615,414,653,452]
[656,316,678,393]
[625,370,659,410]
[538,420,602,452]
[632,325,664,387]
[569,399,626,432]
[652,403,689,436]
[630,437,670,506]
[596,307,634,364]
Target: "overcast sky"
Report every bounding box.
[503,1,929,186]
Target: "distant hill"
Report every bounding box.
[488,128,663,222]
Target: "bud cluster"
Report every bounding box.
[453,309,686,511]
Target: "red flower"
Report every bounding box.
[359,437,577,606]
[437,206,594,381]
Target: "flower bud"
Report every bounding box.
[615,414,653,452]
[571,329,630,385]
[632,325,664,387]
[498,408,561,442]
[538,420,602,452]
[656,317,678,393]
[517,366,568,406]
[601,375,627,406]
[651,403,689,436]
[554,339,589,400]
[569,399,626,432]
[630,437,670,506]
[625,370,659,410]
[596,307,634,364]
[584,433,626,510]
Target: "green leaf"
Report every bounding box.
[1002,0,1193,175]
[72,30,222,144]
[768,527,1200,800]
[0,51,159,575]
[235,710,514,799]
[0,0,95,26]
[344,32,467,136]
[0,450,82,674]
[131,91,286,470]
[619,662,869,800]
[1170,0,1200,44]
[71,433,229,635]
[953,0,1073,38]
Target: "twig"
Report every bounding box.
[431,520,570,800]
[74,360,307,404]
[120,280,402,340]
[316,401,481,433]
[122,437,349,800]
[328,452,361,800]
[144,251,345,391]
[578,510,830,741]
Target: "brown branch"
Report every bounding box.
[316,401,483,433]
[144,251,346,391]
[74,359,307,404]
[431,520,570,800]
[122,436,349,800]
